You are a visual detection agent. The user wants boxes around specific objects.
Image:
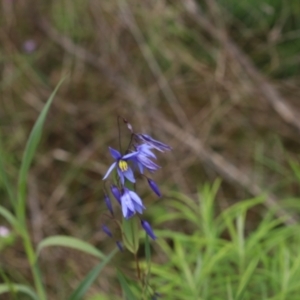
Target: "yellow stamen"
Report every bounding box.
[118,160,128,172]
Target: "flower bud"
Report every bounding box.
[141,220,157,240]
[102,225,112,238]
[147,178,161,197]
[104,194,114,215]
[110,185,121,204]
[116,241,124,252]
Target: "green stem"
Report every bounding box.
[134,253,141,280]
[22,230,47,300]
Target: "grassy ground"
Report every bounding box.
[1,0,300,299]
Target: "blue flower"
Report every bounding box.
[141,220,157,240]
[132,144,160,174]
[103,147,137,185]
[136,134,171,152]
[120,188,145,219]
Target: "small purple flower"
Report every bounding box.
[131,144,160,174]
[110,184,121,204]
[103,147,137,184]
[116,241,124,252]
[102,225,113,238]
[120,188,145,219]
[147,178,161,197]
[0,226,10,237]
[141,220,157,240]
[104,194,113,215]
[23,39,37,53]
[136,134,171,152]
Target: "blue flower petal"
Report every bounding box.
[117,168,125,185]
[137,134,172,152]
[103,162,117,180]
[123,167,135,183]
[123,151,138,160]
[126,209,135,219]
[137,144,157,159]
[121,189,135,218]
[109,147,121,160]
[138,155,160,171]
[133,201,145,214]
[129,190,144,207]
[137,162,144,174]
[121,199,128,218]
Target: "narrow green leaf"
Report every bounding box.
[117,270,138,300]
[236,258,259,300]
[68,248,118,300]
[174,240,196,293]
[167,200,199,225]
[0,137,15,207]
[0,283,38,300]
[17,77,66,223]
[0,205,21,234]
[122,217,140,254]
[37,235,105,259]
[289,159,300,183]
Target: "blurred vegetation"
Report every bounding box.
[1,0,300,299]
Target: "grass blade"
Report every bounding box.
[17,77,65,223]
[117,270,138,300]
[0,137,15,207]
[236,258,259,300]
[0,205,21,233]
[68,248,118,300]
[0,283,38,300]
[37,235,105,259]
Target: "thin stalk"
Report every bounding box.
[125,133,135,154]
[0,267,17,300]
[22,230,47,300]
[117,116,123,154]
[134,253,141,280]
[16,185,46,299]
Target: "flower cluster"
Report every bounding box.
[102,123,171,241]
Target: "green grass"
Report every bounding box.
[149,182,300,300]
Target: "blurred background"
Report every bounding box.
[1,0,300,298]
